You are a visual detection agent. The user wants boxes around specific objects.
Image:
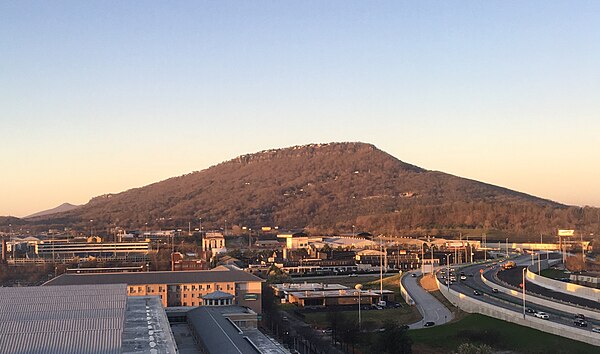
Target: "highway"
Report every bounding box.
[442,254,600,333]
[402,269,453,329]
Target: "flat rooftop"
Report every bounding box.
[288,289,380,299]
[44,266,263,286]
[272,283,348,292]
[187,306,289,354]
[122,296,177,354]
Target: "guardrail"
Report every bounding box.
[436,274,600,347]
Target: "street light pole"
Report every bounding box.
[522,267,526,320]
[506,238,509,258]
[355,284,362,331]
[446,254,450,292]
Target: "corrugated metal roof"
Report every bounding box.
[0,308,124,322]
[0,284,127,354]
[0,330,122,354]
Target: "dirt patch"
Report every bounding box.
[418,274,439,292]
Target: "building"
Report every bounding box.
[186,306,289,354]
[44,265,264,314]
[172,252,208,271]
[202,232,226,255]
[287,288,381,308]
[277,231,311,249]
[35,240,151,259]
[0,284,177,354]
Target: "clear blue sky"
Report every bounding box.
[2,1,599,217]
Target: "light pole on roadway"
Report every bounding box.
[522,267,526,320]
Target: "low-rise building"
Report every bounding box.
[44,265,264,314]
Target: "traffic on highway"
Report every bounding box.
[436,254,600,333]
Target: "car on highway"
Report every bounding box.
[411,273,417,277]
[423,321,435,327]
[534,312,549,320]
[460,275,467,280]
[574,319,588,327]
[575,314,585,320]
[348,273,357,277]
[592,327,600,334]
[525,308,536,314]
[492,288,499,293]
[473,290,482,296]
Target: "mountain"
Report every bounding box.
[28,142,600,237]
[24,203,80,219]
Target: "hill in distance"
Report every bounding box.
[25,203,80,219]
[27,142,598,239]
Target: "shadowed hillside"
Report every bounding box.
[19,142,600,237]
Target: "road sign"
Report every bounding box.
[558,229,575,236]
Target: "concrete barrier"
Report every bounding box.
[436,275,600,346]
[400,272,416,306]
[526,266,600,302]
[480,271,600,321]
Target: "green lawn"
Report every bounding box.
[302,306,421,330]
[409,314,597,354]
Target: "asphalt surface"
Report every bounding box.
[496,266,600,310]
[402,269,453,329]
[444,255,600,332]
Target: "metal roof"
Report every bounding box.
[187,306,261,354]
[44,267,264,286]
[0,284,127,354]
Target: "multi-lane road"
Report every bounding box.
[441,254,600,332]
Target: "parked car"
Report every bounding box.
[460,275,467,280]
[534,312,549,320]
[424,321,435,327]
[574,319,588,327]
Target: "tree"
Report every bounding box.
[452,343,492,354]
[372,320,412,354]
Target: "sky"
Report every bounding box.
[1,1,599,217]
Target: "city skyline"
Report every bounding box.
[2,1,600,217]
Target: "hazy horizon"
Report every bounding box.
[2,1,599,217]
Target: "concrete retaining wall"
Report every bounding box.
[526,265,600,302]
[480,271,600,321]
[400,273,415,306]
[436,276,600,346]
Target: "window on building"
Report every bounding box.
[184,294,187,298]
[207,284,211,290]
[129,287,135,293]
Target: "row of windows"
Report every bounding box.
[128,283,234,294]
